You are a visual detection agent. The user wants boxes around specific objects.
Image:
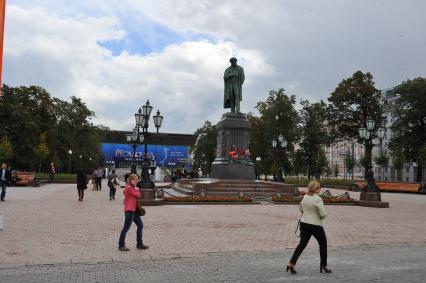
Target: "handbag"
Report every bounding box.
[295,211,303,237]
[135,205,146,216]
[295,219,301,237]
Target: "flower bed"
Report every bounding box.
[271,195,302,203]
[321,197,354,204]
[272,194,354,204]
[163,195,253,203]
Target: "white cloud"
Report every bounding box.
[4,1,426,134]
[4,4,272,133]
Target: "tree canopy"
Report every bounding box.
[388,77,426,182]
[328,71,385,174]
[0,85,104,172]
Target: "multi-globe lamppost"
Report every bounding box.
[126,100,163,205]
[357,117,386,201]
[126,100,163,186]
[271,134,287,182]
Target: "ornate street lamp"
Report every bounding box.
[255,156,262,180]
[125,100,164,205]
[68,149,72,174]
[153,110,164,133]
[357,116,386,200]
[271,134,287,182]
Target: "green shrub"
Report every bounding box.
[285,177,353,187]
[36,173,77,182]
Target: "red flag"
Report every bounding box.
[0,0,6,96]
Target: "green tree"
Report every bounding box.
[390,148,405,181]
[292,149,306,176]
[388,78,426,182]
[333,163,339,178]
[255,89,301,178]
[0,85,103,172]
[328,71,385,176]
[325,163,332,178]
[191,121,217,175]
[0,135,13,162]
[418,145,426,183]
[246,113,268,179]
[374,152,390,180]
[34,132,50,173]
[299,100,330,179]
[344,154,356,179]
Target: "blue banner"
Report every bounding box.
[102,143,189,166]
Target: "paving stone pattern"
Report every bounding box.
[0,244,425,282]
[0,181,425,282]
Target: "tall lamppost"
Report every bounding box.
[377,127,386,180]
[68,149,72,174]
[272,134,287,182]
[255,156,261,180]
[127,100,163,205]
[358,117,386,201]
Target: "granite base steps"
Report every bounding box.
[173,178,299,197]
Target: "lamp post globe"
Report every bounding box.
[367,117,375,131]
[68,149,72,174]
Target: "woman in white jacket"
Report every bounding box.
[287,181,332,274]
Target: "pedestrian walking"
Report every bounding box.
[108,169,118,200]
[48,162,56,183]
[90,171,96,190]
[287,181,332,274]
[76,169,88,201]
[118,174,148,251]
[0,163,11,201]
[95,167,103,191]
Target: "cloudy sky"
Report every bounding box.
[4,0,426,133]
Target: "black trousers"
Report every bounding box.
[290,222,328,267]
[96,177,102,190]
[108,182,116,199]
[0,180,6,200]
[77,188,85,200]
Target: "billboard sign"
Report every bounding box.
[102,143,189,166]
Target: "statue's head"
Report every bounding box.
[230,57,237,66]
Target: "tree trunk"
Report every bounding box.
[397,169,402,181]
[416,163,423,183]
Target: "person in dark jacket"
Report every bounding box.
[108,169,118,200]
[48,162,56,183]
[76,169,88,201]
[0,163,12,201]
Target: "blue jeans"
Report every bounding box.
[118,211,143,247]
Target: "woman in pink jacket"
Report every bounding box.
[118,174,149,251]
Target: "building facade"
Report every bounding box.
[325,88,418,182]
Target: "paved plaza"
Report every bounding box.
[0,181,426,282]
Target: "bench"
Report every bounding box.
[15,172,37,186]
[353,181,422,194]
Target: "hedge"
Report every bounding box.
[36,173,77,182]
[284,177,353,187]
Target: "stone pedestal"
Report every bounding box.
[360,191,382,202]
[356,191,389,208]
[139,188,163,206]
[211,112,255,180]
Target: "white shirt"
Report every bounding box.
[299,194,327,226]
